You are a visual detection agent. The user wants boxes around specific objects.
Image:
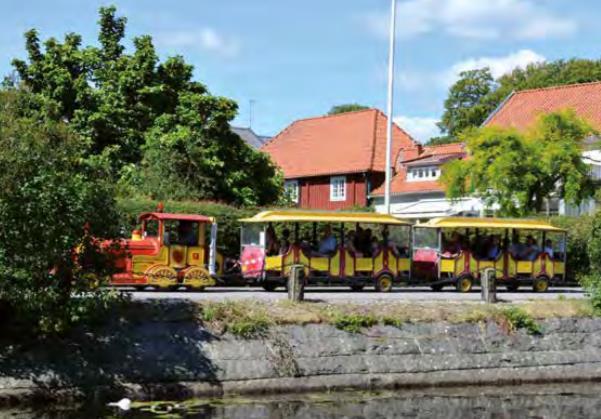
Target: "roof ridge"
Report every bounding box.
[373,108,420,148]
[291,107,378,124]
[513,80,601,95]
[262,108,379,150]
[423,142,464,149]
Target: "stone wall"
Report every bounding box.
[2,305,601,405]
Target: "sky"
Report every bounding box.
[0,0,599,142]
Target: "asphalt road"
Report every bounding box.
[127,286,585,303]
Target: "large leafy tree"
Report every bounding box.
[7,6,281,206]
[0,89,120,334]
[441,110,596,216]
[438,68,496,138]
[439,59,601,136]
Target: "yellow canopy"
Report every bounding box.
[418,216,566,232]
[240,210,412,225]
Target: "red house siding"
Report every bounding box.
[294,172,383,210]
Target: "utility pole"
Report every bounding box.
[249,99,255,129]
[384,0,397,214]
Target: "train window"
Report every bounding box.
[413,228,438,250]
[144,220,159,238]
[163,220,199,246]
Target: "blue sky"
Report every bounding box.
[0,0,599,142]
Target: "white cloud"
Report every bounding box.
[397,49,545,92]
[156,28,240,58]
[445,49,546,85]
[394,115,441,143]
[364,0,577,40]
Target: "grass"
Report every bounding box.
[498,306,542,335]
[195,298,594,337]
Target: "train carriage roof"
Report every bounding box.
[139,212,215,223]
[240,210,411,225]
[418,217,565,232]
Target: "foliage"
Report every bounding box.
[500,307,542,335]
[327,103,369,115]
[439,68,496,137]
[551,215,593,280]
[6,6,282,206]
[442,111,597,216]
[587,211,601,274]
[117,197,255,257]
[0,90,121,335]
[425,135,457,146]
[439,59,601,134]
[201,301,271,338]
[332,312,377,333]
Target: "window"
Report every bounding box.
[330,176,346,201]
[284,180,299,203]
[407,166,441,182]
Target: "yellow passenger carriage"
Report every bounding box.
[412,217,567,292]
[239,210,412,292]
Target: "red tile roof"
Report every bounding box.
[485,81,601,131]
[371,142,465,197]
[262,109,419,178]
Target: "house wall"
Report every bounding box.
[294,173,372,210]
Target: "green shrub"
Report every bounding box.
[333,313,377,333]
[550,215,594,280]
[501,307,542,335]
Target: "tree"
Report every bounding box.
[438,68,496,137]
[327,103,369,115]
[441,111,596,216]
[439,59,601,135]
[0,89,120,334]
[6,6,281,206]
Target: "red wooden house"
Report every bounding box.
[262,109,420,210]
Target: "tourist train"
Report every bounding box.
[106,208,567,293]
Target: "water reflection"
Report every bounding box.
[5,383,601,418]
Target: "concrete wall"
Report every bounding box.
[2,308,601,405]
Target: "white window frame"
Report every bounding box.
[407,166,441,182]
[330,176,346,201]
[284,180,299,203]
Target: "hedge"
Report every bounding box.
[117,198,255,257]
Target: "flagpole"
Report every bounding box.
[384,0,396,214]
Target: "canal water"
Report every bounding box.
[4,383,601,418]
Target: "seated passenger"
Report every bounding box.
[279,228,291,255]
[317,225,337,256]
[509,236,525,259]
[486,235,501,261]
[177,221,198,246]
[520,235,540,261]
[442,232,462,257]
[265,225,279,256]
[370,236,380,255]
[362,228,374,256]
[345,230,362,257]
[380,225,399,256]
[543,239,554,259]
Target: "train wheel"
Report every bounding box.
[375,274,393,293]
[134,285,146,292]
[456,275,473,293]
[262,282,278,292]
[533,276,549,293]
[183,267,214,290]
[350,285,364,292]
[506,282,519,292]
[146,265,178,289]
[430,284,443,292]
